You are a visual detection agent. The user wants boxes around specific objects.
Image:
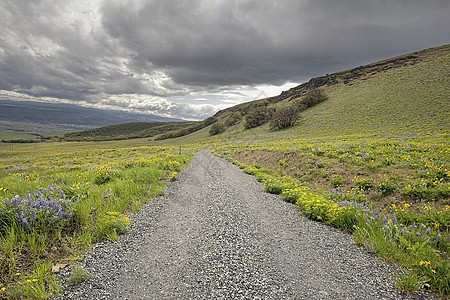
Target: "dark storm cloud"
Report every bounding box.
[0,0,449,119]
[100,0,450,86]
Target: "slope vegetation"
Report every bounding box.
[63,121,194,141]
[166,44,450,142]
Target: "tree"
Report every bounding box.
[270,105,300,129]
[244,106,272,129]
[224,113,242,127]
[209,122,225,135]
[300,89,328,108]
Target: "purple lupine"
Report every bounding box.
[420,223,425,232]
[20,215,29,228]
[425,227,431,235]
[382,215,387,225]
[27,192,33,205]
[374,208,380,221]
[12,195,21,205]
[5,198,9,206]
[392,213,398,224]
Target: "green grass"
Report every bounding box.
[0,141,195,298]
[220,147,449,297]
[0,44,448,298]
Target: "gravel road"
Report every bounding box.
[57,149,436,299]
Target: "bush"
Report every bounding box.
[244,106,272,129]
[224,113,242,127]
[209,123,225,135]
[297,88,328,109]
[270,105,300,129]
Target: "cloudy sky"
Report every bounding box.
[1,0,449,120]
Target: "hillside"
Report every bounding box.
[158,44,449,142]
[52,44,449,143]
[63,121,195,141]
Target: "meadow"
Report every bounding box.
[0,141,195,298]
[213,133,449,297]
[0,45,448,298]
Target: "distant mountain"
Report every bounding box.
[0,100,183,129]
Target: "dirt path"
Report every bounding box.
[58,150,434,299]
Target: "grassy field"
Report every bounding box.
[212,133,449,297]
[0,141,196,298]
[0,45,448,298]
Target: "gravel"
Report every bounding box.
[55,149,437,299]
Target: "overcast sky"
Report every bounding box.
[1,0,449,120]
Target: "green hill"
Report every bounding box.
[65,45,449,143]
[160,44,449,142]
[63,121,195,141]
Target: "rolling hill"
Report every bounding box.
[40,44,449,143]
[63,121,195,141]
[158,44,449,142]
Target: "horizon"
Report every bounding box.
[1,1,449,120]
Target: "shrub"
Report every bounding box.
[299,88,328,108]
[209,123,225,135]
[244,106,272,129]
[224,113,242,127]
[269,105,300,129]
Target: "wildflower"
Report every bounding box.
[15,273,21,276]
[425,227,431,235]
[1,287,5,291]
[432,269,436,274]
[419,261,425,266]
[20,215,29,228]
